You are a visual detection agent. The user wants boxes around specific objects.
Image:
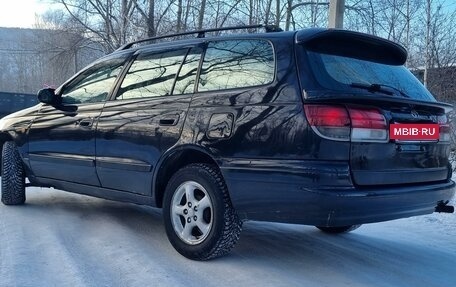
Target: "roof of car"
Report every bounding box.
[103,27,407,66]
[115,30,296,55]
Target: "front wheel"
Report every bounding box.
[163,163,242,260]
[1,141,26,205]
[316,225,362,234]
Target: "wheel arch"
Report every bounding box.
[0,132,15,173]
[0,131,15,145]
[153,145,221,208]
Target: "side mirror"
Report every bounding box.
[37,88,58,105]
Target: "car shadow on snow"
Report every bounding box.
[228,221,456,286]
[24,188,166,236]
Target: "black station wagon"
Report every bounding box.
[0,25,454,260]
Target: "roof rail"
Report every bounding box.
[116,24,283,51]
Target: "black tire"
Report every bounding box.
[316,224,361,234]
[1,141,26,205]
[163,163,242,260]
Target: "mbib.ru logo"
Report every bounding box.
[390,124,439,140]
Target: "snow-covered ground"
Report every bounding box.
[0,187,455,287]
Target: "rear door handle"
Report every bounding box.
[77,118,94,128]
[159,115,180,126]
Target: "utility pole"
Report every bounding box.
[424,0,431,87]
[328,0,345,28]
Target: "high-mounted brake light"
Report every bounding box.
[304,104,388,142]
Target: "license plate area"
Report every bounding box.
[389,123,439,141]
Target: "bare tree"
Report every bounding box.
[51,0,137,52]
[176,0,183,32]
[36,0,455,89]
[0,25,103,93]
[198,0,207,29]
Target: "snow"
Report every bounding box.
[0,187,455,287]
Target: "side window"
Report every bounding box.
[61,59,124,104]
[117,49,187,100]
[173,47,202,95]
[198,40,274,92]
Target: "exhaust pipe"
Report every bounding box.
[435,202,455,213]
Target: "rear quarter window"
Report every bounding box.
[198,39,274,92]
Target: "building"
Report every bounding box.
[414,66,456,105]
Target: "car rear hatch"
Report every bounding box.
[296,29,453,186]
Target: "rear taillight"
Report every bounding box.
[303,105,350,141]
[304,104,388,142]
[438,114,451,142]
[348,107,388,142]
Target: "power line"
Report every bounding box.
[0,48,64,53]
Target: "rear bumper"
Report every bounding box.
[220,159,455,226]
[311,182,455,226]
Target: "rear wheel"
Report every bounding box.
[1,141,25,205]
[163,163,242,260]
[316,225,361,234]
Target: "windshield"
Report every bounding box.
[307,51,436,102]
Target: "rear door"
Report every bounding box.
[349,100,451,185]
[297,30,453,186]
[95,46,202,195]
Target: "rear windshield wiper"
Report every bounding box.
[350,82,409,98]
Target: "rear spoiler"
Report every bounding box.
[304,92,453,114]
[296,28,407,66]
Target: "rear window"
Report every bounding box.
[307,51,436,102]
